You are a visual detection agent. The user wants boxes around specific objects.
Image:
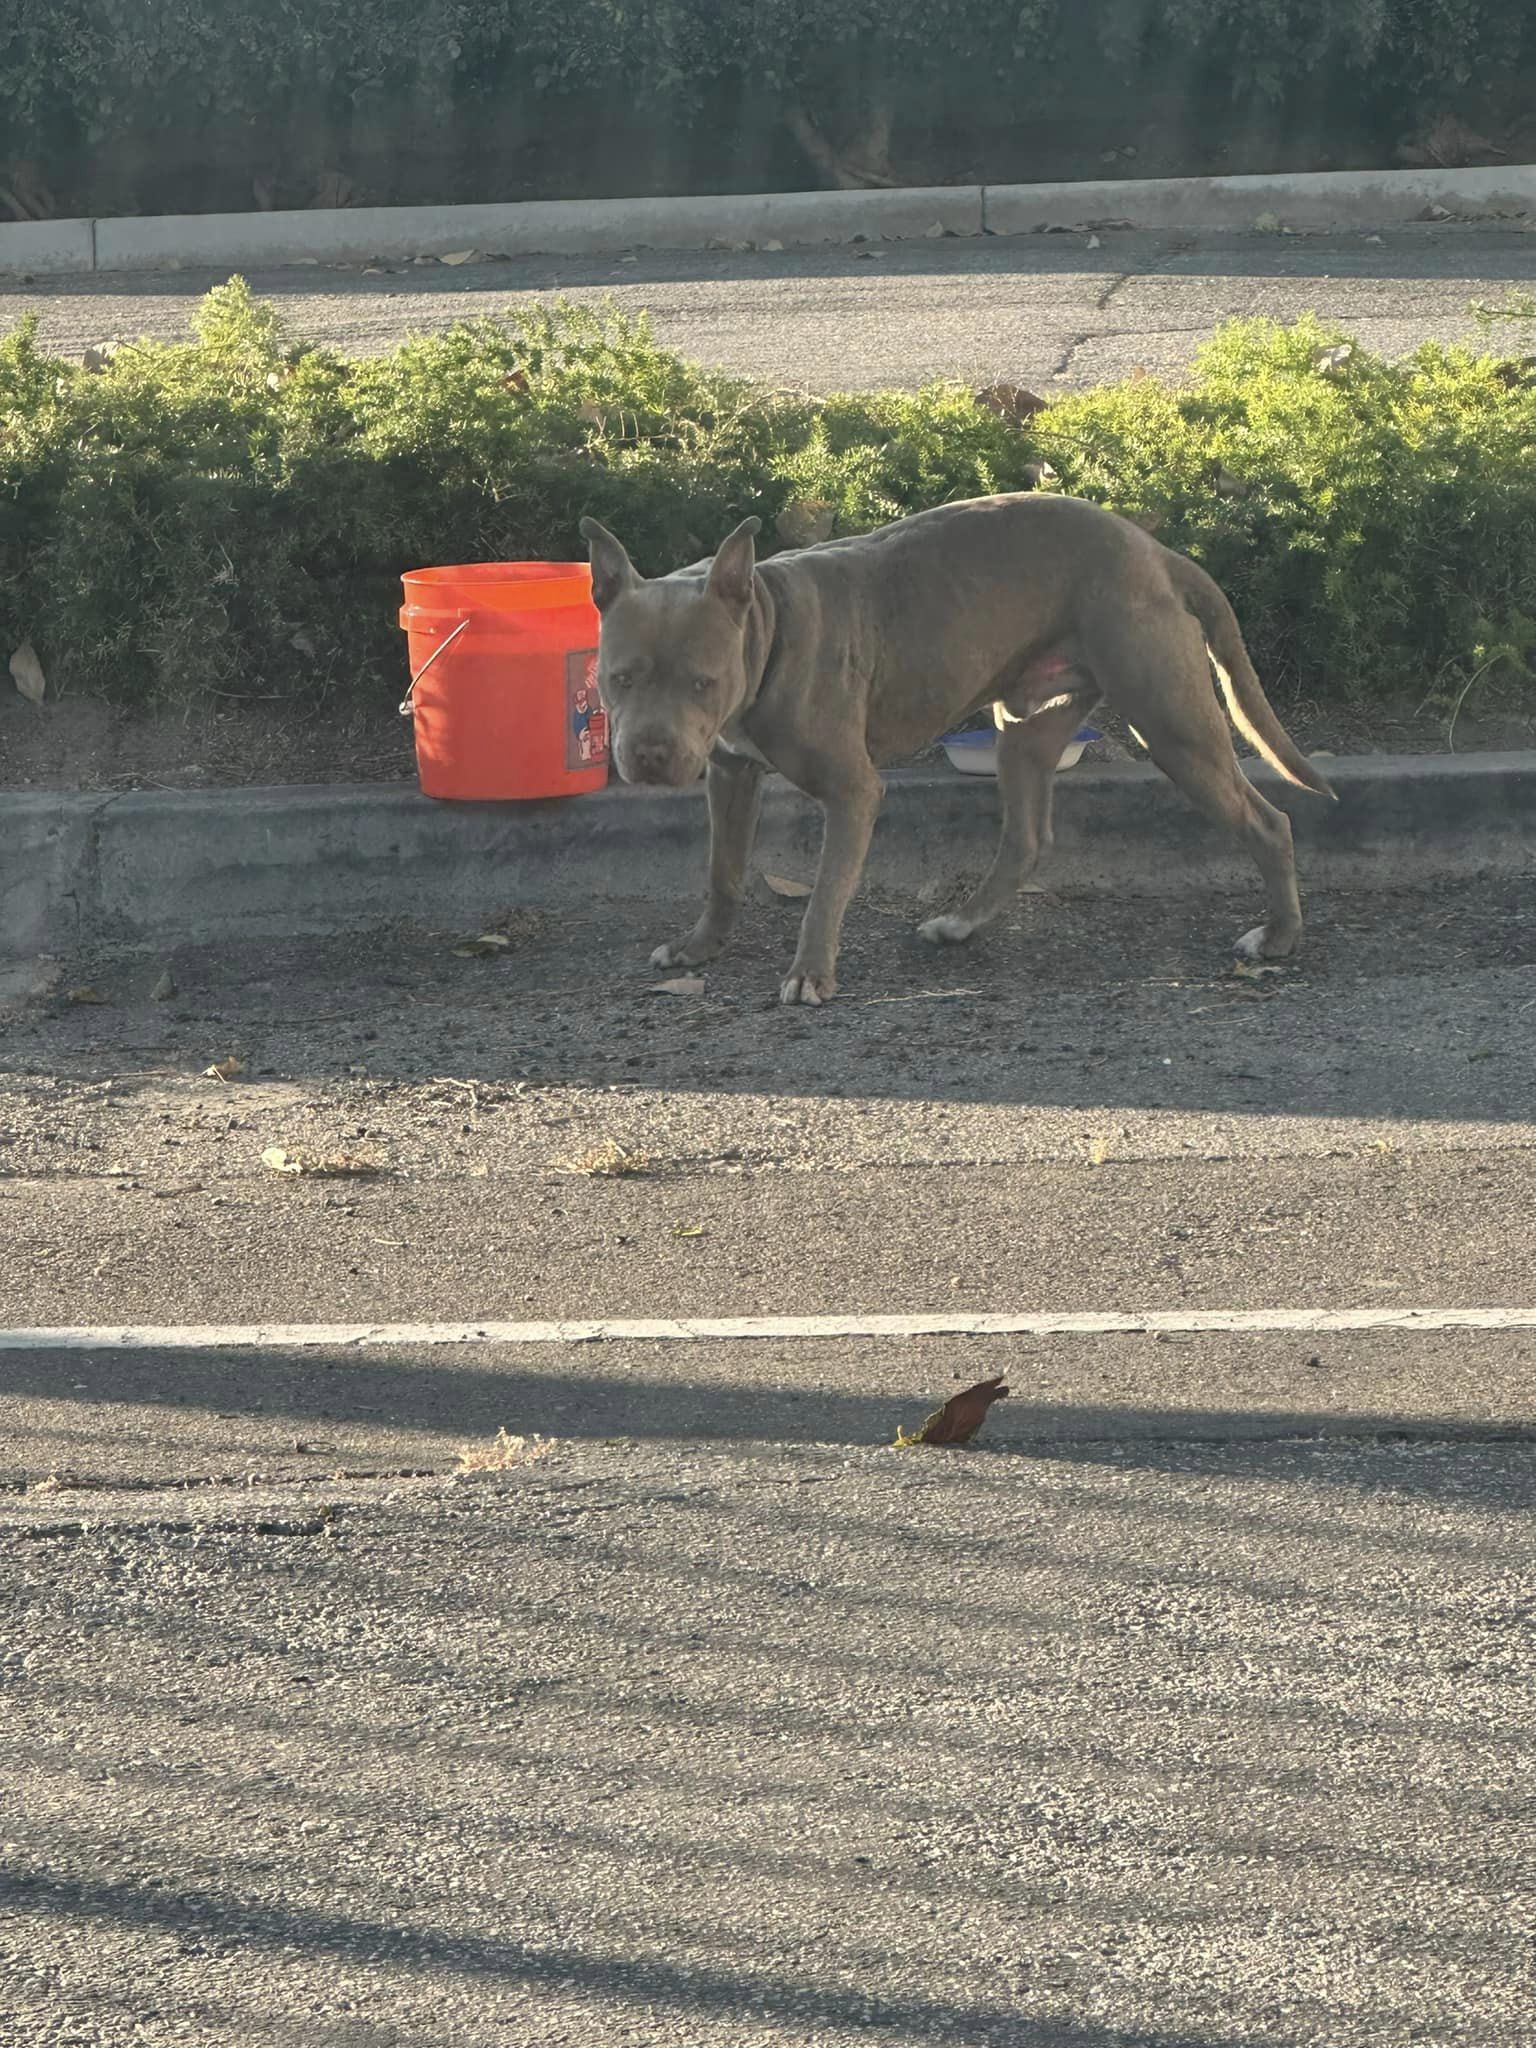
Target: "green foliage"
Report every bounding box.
[1,281,1534,718]
[2,0,1530,152]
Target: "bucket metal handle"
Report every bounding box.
[398,613,472,717]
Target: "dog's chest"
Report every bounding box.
[717,718,774,769]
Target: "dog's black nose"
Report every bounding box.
[628,740,676,782]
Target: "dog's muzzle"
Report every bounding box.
[617,738,703,787]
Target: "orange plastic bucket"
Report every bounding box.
[398,562,608,800]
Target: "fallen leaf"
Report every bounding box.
[672,1223,708,1238]
[453,932,512,959]
[554,1139,653,1178]
[1253,211,1283,233]
[777,498,836,547]
[763,873,813,899]
[1313,342,1355,375]
[66,985,107,1005]
[10,641,45,705]
[1086,1135,1110,1166]
[261,1145,387,1178]
[149,969,177,1002]
[1418,202,1455,223]
[974,382,1049,425]
[455,1428,551,1472]
[204,1056,245,1081]
[896,1375,1010,1447]
[439,249,477,265]
[1231,960,1283,981]
[649,975,706,996]
[1085,233,1101,249]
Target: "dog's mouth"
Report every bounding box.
[616,748,705,788]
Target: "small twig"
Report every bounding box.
[862,987,982,1006]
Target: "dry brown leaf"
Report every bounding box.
[261,1145,387,1178]
[762,873,813,899]
[149,969,177,1002]
[1231,960,1283,981]
[65,985,107,1005]
[455,1428,552,1473]
[672,1222,708,1238]
[439,249,477,266]
[897,1375,1010,1447]
[776,498,836,547]
[453,932,512,958]
[10,641,45,705]
[649,975,706,996]
[974,382,1049,425]
[203,1056,245,1081]
[554,1139,653,1178]
[1313,342,1355,376]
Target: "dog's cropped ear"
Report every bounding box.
[579,517,638,613]
[704,516,762,623]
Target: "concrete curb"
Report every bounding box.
[982,163,1536,235]
[3,754,1532,961]
[3,163,1533,279]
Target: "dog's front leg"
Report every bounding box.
[780,766,883,1006]
[651,745,765,971]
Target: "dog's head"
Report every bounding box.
[579,516,761,787]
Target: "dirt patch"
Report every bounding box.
[0,694,416,793]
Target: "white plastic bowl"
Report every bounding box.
[941,725,1100,776]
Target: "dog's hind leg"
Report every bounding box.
[919,695,1083,945]
[1086,606,1305,959]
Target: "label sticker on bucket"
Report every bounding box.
[566,650,609,771]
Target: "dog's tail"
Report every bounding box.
[1165,553,1337,800]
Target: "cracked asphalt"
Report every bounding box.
[6,224,1536,388]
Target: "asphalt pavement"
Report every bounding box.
[6,225,1536,388]
[3,773,1535,2042]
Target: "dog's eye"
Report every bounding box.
[692,674,714,696]
[607,669,631,691]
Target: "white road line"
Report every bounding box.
[1,1309,1535,1351]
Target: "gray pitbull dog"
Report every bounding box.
[580,494,1335,1006]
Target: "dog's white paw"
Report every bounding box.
[650,941,694,969]
[918,913,974,946]
[1234,923,1299,962]
[779,973,831,1007]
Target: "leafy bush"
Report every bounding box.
[1,281,1533,719]
[2,0,1530,173]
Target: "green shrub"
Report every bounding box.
[1,280,1533,719]
[3,0,1530,167]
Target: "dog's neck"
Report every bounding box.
[734,572,777,718]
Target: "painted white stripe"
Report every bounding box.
[1,1308,1534,1351]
